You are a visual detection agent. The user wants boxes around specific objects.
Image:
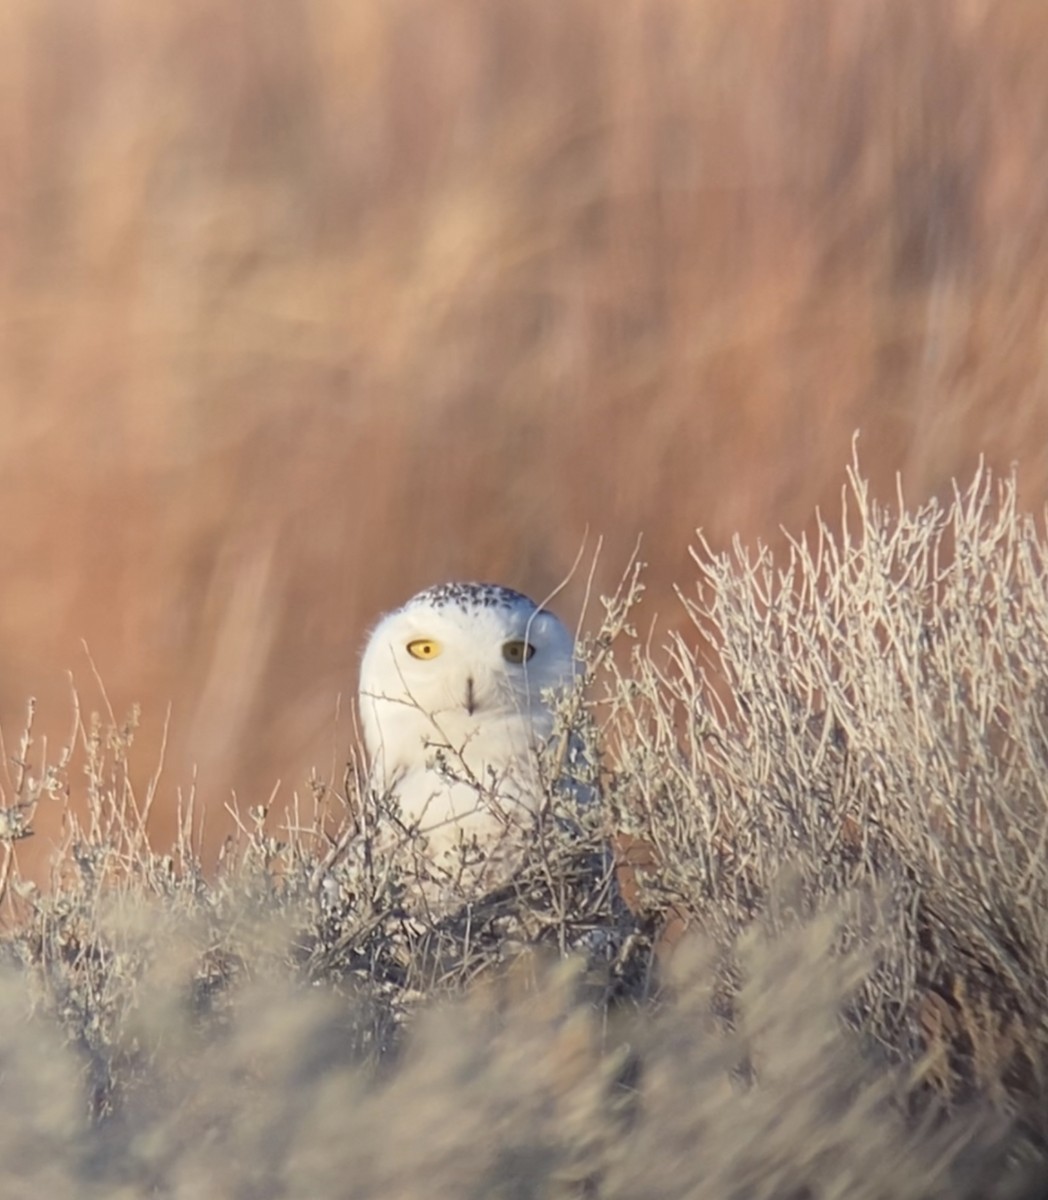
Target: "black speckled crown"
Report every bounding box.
[407,582,539,612]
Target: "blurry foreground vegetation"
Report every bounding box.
[1,464,1048,1198]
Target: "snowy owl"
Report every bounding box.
[358,582,579,889]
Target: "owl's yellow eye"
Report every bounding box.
[502,640,536,664]
[407,638,442,660]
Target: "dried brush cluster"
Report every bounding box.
[0,464,1046,1198]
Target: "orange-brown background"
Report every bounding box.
[2,0,1047,864]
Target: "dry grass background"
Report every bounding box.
[4,0,1048,866]
[3,6,1048,1190]
[9,5,1048,1194]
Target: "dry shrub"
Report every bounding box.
[0,463,1046,1196]
[606,455,1048,1135]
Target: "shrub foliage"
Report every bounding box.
[1,463,1047,1197]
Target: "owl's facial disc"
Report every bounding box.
[358,582,579,785]
[398,627,549,718]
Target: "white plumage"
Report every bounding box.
[358,582,578,887]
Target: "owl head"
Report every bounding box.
[358,582,577,789]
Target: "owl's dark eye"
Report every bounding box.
[502,640,536,664]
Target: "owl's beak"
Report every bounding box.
[465,676,476,715]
